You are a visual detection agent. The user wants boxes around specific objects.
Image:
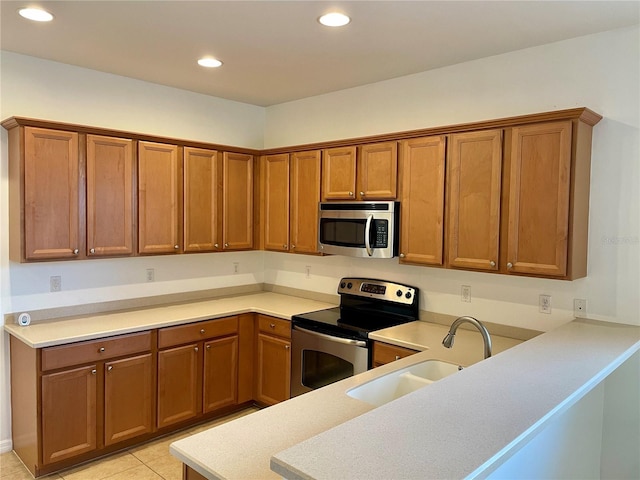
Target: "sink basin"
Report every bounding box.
[347,359,460,407]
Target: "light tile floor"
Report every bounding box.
[0,407,260,480]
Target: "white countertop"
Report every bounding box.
[4,292,336,348]
[270,319,640,480]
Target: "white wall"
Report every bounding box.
[264,26,640,329]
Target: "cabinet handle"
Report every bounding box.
[359,191,364,197]
[490,260,496,267]
[174,245,179,250]
[285,345,290,350]
[107,365,113,371]
[395,355,401,360]
[89,248,95,254]
[270,323,276,329]
[73,249,79,255]
[399,253,405,258]
[214,243,219,248]
[348,191,354,197]
[194,347,199,352]
[283,244,288,249]
[91,369,97,375]
[99,347,105,353]
[200,329,205,334]
[507,262,513,269]
[206,344,211,350]
[291,244,295,249]
[224,243,229,248]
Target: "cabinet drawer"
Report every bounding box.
[372,341,419,367]
[257,315,290,339]
[158,316,238,349]
[42,331,152,372]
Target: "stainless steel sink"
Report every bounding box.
[347,359,460,407]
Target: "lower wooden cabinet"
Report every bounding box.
[157,344,201,428]
[203,336,238,413]
[372,341,419,367]
[255,315,291,405]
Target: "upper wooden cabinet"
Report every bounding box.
[223,152,254,250]
[86,135,135,257]
[446,130,503,271]
[183,147,222,253]
[398,136,447,266]
[322,143,397,201]
[263,154,290,252]
[505,121,574,277]
[138,141,182,254]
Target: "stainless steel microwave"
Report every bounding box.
[318,201,399,258]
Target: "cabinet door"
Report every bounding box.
[322,146,357,200]
[290,150,322,254]
[184,147,221,252]
[255,334,291,406]
[507,121,572,277]
[398,136,446,265]
[138,141,181,254]
[86,135,134,257]
[357,142,397,200]
[41,365,97,464]
[263,154,290,252]
[203,336,238,413]
[223,152,253,250]
[157,344,200,428]
[23,127,80,260]
[447,130,502,271]
[104,354,153,446]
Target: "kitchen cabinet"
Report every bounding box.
[86,134,135,257]
[255,315,291,406]
[372,341,419,367]
[9,331,153,476]
[446,130,502,271]
[157,316,239,429]
[398,136,447,266]
[183,147,222,252]
[262,150,322,254]
[138,141,182,254]
[223,152,254,250]
[322,142,397,201]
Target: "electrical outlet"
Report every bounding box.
[574,299,587,318]
[539,294,551,314]
[305,266,311,279]
[146,268,155,282]
[50,276,61,292]
[233,262,239,274]
[461,285,471,303]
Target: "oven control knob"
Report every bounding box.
[396,290,402,297]
[340,282,346,289]
[405,292,412,299]
[347,282,353,289]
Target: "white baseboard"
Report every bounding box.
[0,438,13,454]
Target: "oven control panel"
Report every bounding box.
[337,277,417,306]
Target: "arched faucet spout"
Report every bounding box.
[442,316,492,359]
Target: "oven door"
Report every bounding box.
[290,325,369,398]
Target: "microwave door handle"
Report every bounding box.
[364,214,374,256]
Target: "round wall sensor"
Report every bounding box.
[18,313,31,326]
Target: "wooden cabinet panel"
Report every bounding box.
[507,121,572,277]
[184,147,221,253]
[138,141,181,254]
[86,135,134,257]
[157,317,238,349]
[203,336,238,413]
[104,354,153,446]
[23,127,80,260]
[263,154,290,252]
[398,136,447,265]
[290,150,321,254]
[322,146,357,200]
[372,341,419,367]
[157,344,200,428]
[41,365,97,464]
[357,141,397,200]
[447,130,502,271]
[257,315,291,339]
[255,333,291,406]
[223,152,253,250]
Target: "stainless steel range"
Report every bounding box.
[290,278,419,397]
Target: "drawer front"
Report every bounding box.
[158,316,238,349]
[42,331,152,372]
[372,341,419,367]
[257,315,291,339]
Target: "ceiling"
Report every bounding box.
[1,1,638,107]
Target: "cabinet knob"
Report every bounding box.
[507,262,513,269]
[399,253,405,258]
[348,191,354,197]
[224,243,229,248]
[89,248,95,254]
[194,347,199,352]
[291,244,295,249]
[73,249,79,255]
[107,365,113,371]
[285,345,290,350]
[283,244,288,249]
[99,347,105,353]
[214,243,219,248]
[200,329,205,334]
[206,344,211,350]
[174,245,179,250]
[91,369,97,375]
[359,191,364,197]
[395,355,401,361]
[270,323,276,329]
[490,260,496,267]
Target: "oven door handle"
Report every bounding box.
[364,214,374,256]
[293,325,368,347]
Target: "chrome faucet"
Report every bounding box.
[442,316,492,359]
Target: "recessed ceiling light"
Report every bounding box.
[198,57,223,68]
[18,7,54,22]
[318,12,351,27]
